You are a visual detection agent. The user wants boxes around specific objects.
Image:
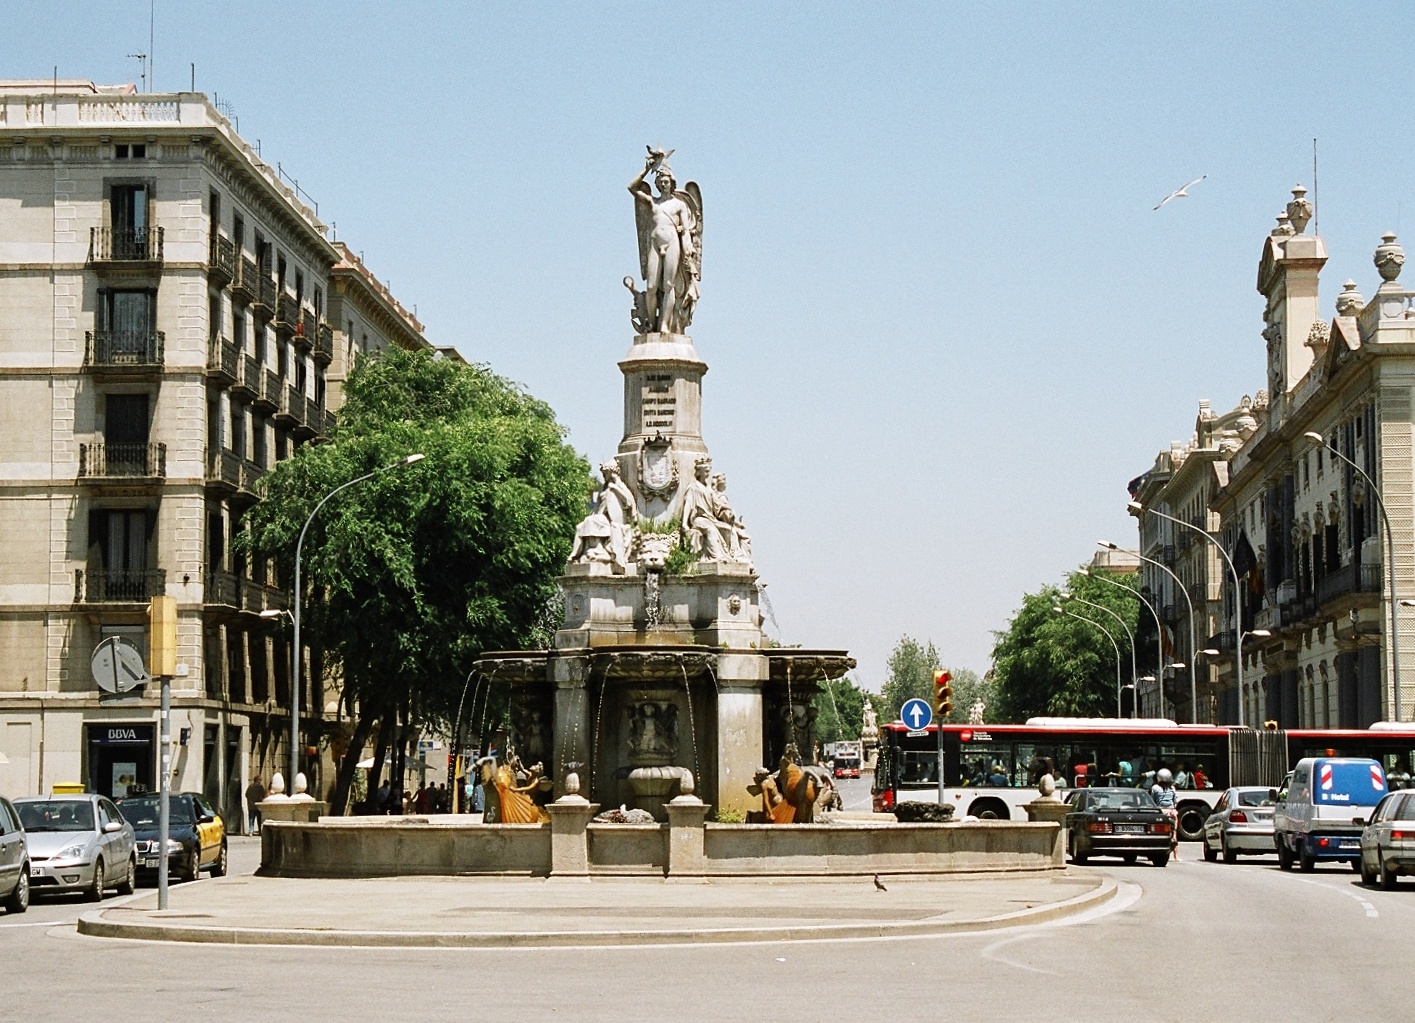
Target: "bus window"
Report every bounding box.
[959,744,1015,786]
[899,751,938,786]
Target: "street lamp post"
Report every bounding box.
[1054,606,1124,717]
[1100,541,1202,723]
[1060,593,1138,717]
[286,453,425,794]
[1082,567,1172,714]
[1130,501,1251,726]
[1305,432,1402,722]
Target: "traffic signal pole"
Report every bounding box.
[933,671,953,806]
[149,595,178,911]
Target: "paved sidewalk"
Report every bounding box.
[77,870,1117,947]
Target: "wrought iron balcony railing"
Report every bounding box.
[76,568,166,603]
[89,226,164,263]
[78,442,166,478]
[85,330,164,369]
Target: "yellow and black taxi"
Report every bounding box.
[116,792,227,882]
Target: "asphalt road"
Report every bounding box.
[5,831,1411,1022]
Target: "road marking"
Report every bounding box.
[1290,876,1378,918]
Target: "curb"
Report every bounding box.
[75,875,1119,948]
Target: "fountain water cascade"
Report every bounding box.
[474,147,854,820]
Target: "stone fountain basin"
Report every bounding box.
[589,644,716,681]
[472,650,550,684]
[766,650,857,684]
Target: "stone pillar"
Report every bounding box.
[715,670,764,818]
[551,666,590,796]
[665,796,711,878]
[546,798,598,879]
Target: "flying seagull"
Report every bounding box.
[873,874,888,892]
[1154,174,1208,210]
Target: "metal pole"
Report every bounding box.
[1105,545,1202,723]
[1135,504,1246,727]
[1064,595,1137,717]
[1316,438,1401,722]
[288,455,423,791]
[1086,569,1166,716]
[158,674,170,910]
[1058,607,1124,717]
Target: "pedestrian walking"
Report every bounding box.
[1150,768,1180,860]
[245,776,266,835]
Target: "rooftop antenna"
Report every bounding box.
[149,0,155,92]
[190,62,195,93]
[128,53,148,91]
[1312,138,1319,236]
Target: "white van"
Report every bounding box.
[1273,757,1387,871]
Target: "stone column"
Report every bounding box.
[715,657,765,818]
[665,795,711,878]
[546,797,598,879]
[551,661,590,795]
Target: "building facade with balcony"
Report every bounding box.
[0,81,433,826]
[1131,186,1415,729]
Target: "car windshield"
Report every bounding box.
[1090,791,1155,811]
[1237,790,1275,807]
[117,795,193,827]
[16,800,95,832]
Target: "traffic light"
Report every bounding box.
[933,669,954,719]
[147,595,178,677]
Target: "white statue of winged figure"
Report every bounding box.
[627,146,703,336]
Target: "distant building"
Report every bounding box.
[1132,185,1414,728]
[0,82,432,824]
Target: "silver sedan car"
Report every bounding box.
[1358,789,1415,890]
[1202,785,1278,863]
[13,795,136,901]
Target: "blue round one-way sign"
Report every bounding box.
[899,697,933,730]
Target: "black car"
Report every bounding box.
[1065,787,1172,867]
[116,792,227,883]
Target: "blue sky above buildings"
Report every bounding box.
[8,2,1414,689]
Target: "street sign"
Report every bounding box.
[899,697,933,731]
[91,637,149,694]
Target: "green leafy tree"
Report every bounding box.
[879,636,941,724]
[945,667,996,724]
[237,347,591,812]
[990,567,1140,722]
[813,674,868,746]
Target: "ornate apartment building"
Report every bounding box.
[1133,185,1415,729]
[0,81,434,827]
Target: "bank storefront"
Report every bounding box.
[86,722,155,799]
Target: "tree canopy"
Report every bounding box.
[813,674,868,745]
[989,567,1142,722]
[237,346,591,808]
[876,636,989,725]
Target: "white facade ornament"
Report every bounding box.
[628,147,703,335]
[569,461,640,573]
[1336,280,1366,316]
[1305,320,1330,355]
[1272,211,1294,237]
[1286,184,1313,235]
[1374,232,1404,283]
[637,436,679,500]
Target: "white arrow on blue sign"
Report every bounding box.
[899,698,932,731]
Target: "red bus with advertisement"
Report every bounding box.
[871,718,1415,842]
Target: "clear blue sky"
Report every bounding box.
[10,2,1415,691]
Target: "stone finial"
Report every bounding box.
[1272,211,1295,237]
[269,771,285,796]
[1375,232,1404,282]
[1305,320,1330,355]
[1287,184,1313,234]
[1336,279,1366,316]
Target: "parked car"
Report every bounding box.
[1202,785,1278,863]
[13,794,136,900]
[1065,787,1173,866]
[1273,757,1386,872]
[0,796,30,914]
[1357,789,1415,889]
[116,792,227,882]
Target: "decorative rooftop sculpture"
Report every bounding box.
[627,147,703,335]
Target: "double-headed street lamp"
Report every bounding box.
[1305,431,1402,722]
[1099,541,1203,723]
[1080,566,1176,691]
[1058,593,1138,717]
[282,453,425,793]
[1054,605,1126,717]
[1128,501,1258,726]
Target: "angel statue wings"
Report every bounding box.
[627,146,703,336]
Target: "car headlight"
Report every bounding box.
[167,838,183,853]
[56,842,89,861]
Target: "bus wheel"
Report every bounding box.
[1176,804,1208,842]
[970,799,1009,821]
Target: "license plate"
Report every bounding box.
[1339,840,1358,850]
[30,866,41,877]
[1115,824,1144,834]
[144,857,160,868]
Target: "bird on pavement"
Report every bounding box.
[873,874,888,892]
[1154,174,1207,210]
